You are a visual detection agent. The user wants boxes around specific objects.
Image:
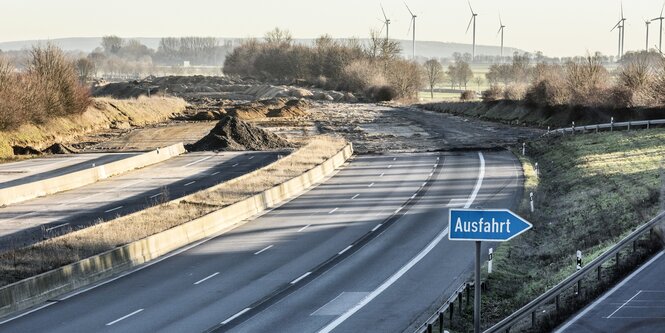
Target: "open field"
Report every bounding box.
[473,129,664,330]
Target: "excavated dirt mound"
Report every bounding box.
[223,99,310,120]
[186,116,293,151]
[268,99,309,118]
[41,143,80,154]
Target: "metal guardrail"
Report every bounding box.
[546,119,665,136]
[484,211,665,333]
[415,282,474,333]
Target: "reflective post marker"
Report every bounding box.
[488,248,493,274]
[576,250,583,270]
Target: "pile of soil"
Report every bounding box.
[12,143,79,156]
[186,116,293,151]
[222,98,310,121]
[268,99,309,118]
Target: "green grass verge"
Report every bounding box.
[479,129,664,329]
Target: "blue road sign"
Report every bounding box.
[449,209,532,242]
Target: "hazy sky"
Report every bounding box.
[1,0,664,57]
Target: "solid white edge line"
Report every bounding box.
[149,193,162,199]
[232,163,239,167]
[254,245,274,255]
[368,183,374,188]
[464,152,485,209]
[395,207,403,214]
[221,308,252,325]
[0,302,56,325]
[338,245,353,255]
[380,173,385,177]
[184,181,196,186]
[105,308,144,326]
[371,224,382,232]
[317,152,485,333]
[194,272,220,285]
[211,171,220,176]
[351,194,359,200]
[184,156,213,167]
[291,272,312,285]
[553,251,665,333]
[329,208,339,214]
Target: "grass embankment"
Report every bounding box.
[0,96,188,159]
[0,136,346,287]
[420,100,665,129]
[477,129,664,331]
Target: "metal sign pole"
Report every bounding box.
[475,240,481,333]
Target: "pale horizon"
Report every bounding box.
[1,0,664,57]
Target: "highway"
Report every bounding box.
[0,153,138,188]
[0,151,279,250]
[0,150,522,333]
[556,251,665,333]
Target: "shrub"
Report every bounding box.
[524,78,568,107]
[460,90,476,101]
[366,85,396,101]
[503,84,527,101]
[339,59,386,93]
[481,85,503,102]
[0,44,91,131]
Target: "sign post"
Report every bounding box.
[449,209,532,333]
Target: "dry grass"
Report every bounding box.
[0,136,347,287]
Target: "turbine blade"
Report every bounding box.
[466,15,474,33]
[381,4,388,21]
[661,1,665,17]
[611,20,621,31]
[497,26,502,36]
[404,2,414,16]
[468,0,475,15]
[621,2,624,19]
[407,17,413,35]
[499,13,503,27]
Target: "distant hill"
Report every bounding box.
[0,37,525,59]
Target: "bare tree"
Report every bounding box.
[423,58,443,99]
[474,76,484,91]
[76,58,96,83]
[101,36,123,54]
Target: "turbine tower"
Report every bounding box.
[611,4,627,58]
[405,2,417,60]
[466,1,478,61]
[652,3,665,53]
[497,15,506,60]
[646,19,652,51]
[380,4,391,40]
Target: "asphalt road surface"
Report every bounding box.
[556,251,665,333]
[0,153,138,189]
[0,151,279,250]
[0,150,522,333]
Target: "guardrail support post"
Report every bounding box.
[577,280,582,297]
[439,312,444,333]
[458,293,463,314]
[427,323,433,333]
[647,120,651,129]
[466,285,471,307]
[449,303,454,322]
[556,295,560,312]
[597,265,602,281]
[615,252,620,273]
[531,311,536,328]
[628,122,631,131]
[633,240,637,252]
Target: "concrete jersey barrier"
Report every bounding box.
[0,143,353,318]
[0,143,186,207]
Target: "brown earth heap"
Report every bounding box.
[187,116,293,151]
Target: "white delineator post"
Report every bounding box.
[530,192,535,213]
[535,162,539,177]
[488,248,494,274]
[576,250,583,270]
[522,143,526,156]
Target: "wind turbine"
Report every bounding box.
[645,19,652,51]
[405,2,417,60]
[611,4,626,58]
[651,3,665,53]
[497,15,506,60]
[466,1,478,61]
[380,4,391,40]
